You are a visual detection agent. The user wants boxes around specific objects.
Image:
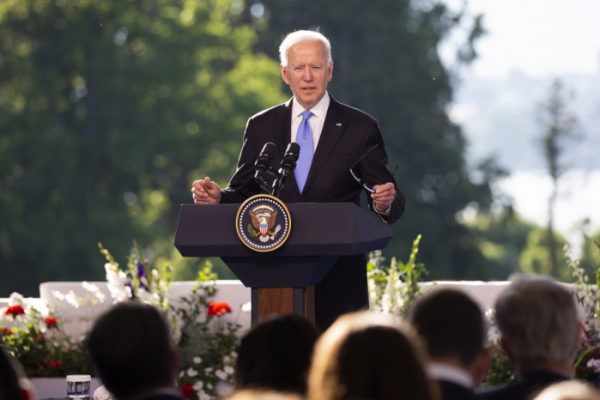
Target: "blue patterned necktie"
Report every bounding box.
[294,110,314,193]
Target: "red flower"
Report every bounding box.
[181,383,194,399]
[45,316,57,328]
[5,305,25,317]
[45,357,62,370]
[1,327,12,335]
[207,301,232,317]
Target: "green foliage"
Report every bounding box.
[466,209,536,280]
[0,0,285,296]
[252,0,499,280]
[368,234,427,315]
[482,345,515,388]
[519,227,568,280]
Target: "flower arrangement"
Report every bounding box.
[367,234,426,316]
[1,241,241,400]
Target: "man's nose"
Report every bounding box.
[303,68,313,81]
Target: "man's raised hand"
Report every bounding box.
[192,177,222,204]
[371,182,396,210]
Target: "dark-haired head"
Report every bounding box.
[408,289,485,366]
[236,314,318,395]
[87,303,177,400]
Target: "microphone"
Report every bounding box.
[280,142,300,175]
[255,142,277,176]
[272,142,300,197]
[254,142,277,192]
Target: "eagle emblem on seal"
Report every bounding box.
[248,204,281,243]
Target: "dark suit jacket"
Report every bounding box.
[220,95,405,321]
[477,370,571,400]
[439,380,477,400]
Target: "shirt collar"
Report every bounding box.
[428,362,474,389]
[291,91,330,121]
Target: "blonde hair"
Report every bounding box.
[279,30,332,67]
[307,312,438,400]
[534,381,600,400]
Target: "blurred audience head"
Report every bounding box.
[408,288,489,383]
[307,312,437,400]
[236,314,318,395]
[87,303,177,400]
[534,381,600,400]
[0,346,36,400]
[495,275,578,370]
[225,389,302,400]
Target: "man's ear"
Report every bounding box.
[328,61,333,81]
[281,64,290,85]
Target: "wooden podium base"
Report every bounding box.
[251,285,315,326]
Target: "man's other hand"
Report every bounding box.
[371,183,395,210]
[192,177,222,204]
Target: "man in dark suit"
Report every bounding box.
[87,303,184,400]
[408,289,490,400]
[477,276,577,400]
[192,30,405,330]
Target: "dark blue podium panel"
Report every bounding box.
[174,202,392,257]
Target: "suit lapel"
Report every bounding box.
[301,96,348,197]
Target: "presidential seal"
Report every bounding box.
[236,194,291,252]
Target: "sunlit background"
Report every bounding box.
[1,0,599,296]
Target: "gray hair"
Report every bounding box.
[495,276,578,365]
[279,30,332,67]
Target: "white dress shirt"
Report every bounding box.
[428,362,474,389]
[290,92,330,152]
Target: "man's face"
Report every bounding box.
[281,40,333,110]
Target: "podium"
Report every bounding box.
[174,203,392,326]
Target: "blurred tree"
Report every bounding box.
[466,207,536,280]
[579,226,600,279]
[537,79,579,277]
[519,227,568,280]
[0,0,286,296]
[245,0,500,279]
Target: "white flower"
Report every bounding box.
[105,263,130,303]
[193,381,204,391]
[206,383,213,390]
[215,381,234,397]
[65,291,80,309]
[51,290,65,301]
[82,281,100,293]
[187,367,198,377]
[198,391,211,400]
[487,326,500,344]
[588,359,600,373]
[215,369,228,380]
[178,371,185,379]
[222,356,230,364]
[204,367,213,373]
[230,351,237,359]
[241,302,251,314]
[224,365,234,375]
[193,357,202,364]
[8,292,24,307]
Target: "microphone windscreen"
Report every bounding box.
[285,142,300,161]
[261,142,277,157]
